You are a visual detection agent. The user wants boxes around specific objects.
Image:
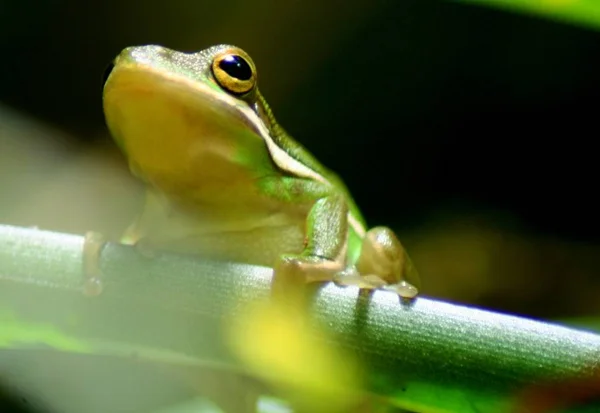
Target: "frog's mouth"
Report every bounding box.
[103,62,271,193]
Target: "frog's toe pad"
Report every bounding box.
[333,271,386,289]
[82,231,106,297]
[334,271,419,299]
[383,280,419,299]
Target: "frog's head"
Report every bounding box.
[102,44,275,191]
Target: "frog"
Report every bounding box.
[86,44,420,302]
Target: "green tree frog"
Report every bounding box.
[90,44,420,300]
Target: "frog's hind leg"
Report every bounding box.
[354,226,420,299]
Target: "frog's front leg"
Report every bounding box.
[272,193,348,299]
[81,213,145,296]
[270,177,420,301]
[82,231,107,296]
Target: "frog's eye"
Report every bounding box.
[212,50,256,95]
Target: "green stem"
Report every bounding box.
[0,224,599,412]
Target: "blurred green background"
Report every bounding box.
[2,0,600,321]
[2,1,600,412]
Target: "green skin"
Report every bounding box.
[93,44,419,299]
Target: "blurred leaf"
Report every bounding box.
[0,310,87,352]
[456,0,600,31]
[225,299,364,413]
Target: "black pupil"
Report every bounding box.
[219,55,252,81]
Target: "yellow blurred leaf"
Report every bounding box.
[224,298,364,412]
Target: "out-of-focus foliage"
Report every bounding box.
[459,0,600,31]
[2,1,600,411]
[226,299,364,413]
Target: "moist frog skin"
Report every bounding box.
[89,44,420,300]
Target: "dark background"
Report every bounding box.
[1,0,600,319]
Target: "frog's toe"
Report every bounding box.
[334,270,419,299]
[82,231,106,296]
[272,254,343,299]
[333,269,387,289]
[383,280,419,299]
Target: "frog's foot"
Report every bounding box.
[333,267,387,289]
[272,254,344,302]
[82,231,106,296]
[382,280,419,299]
[333,268,419,298]
[355,226,421,299]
